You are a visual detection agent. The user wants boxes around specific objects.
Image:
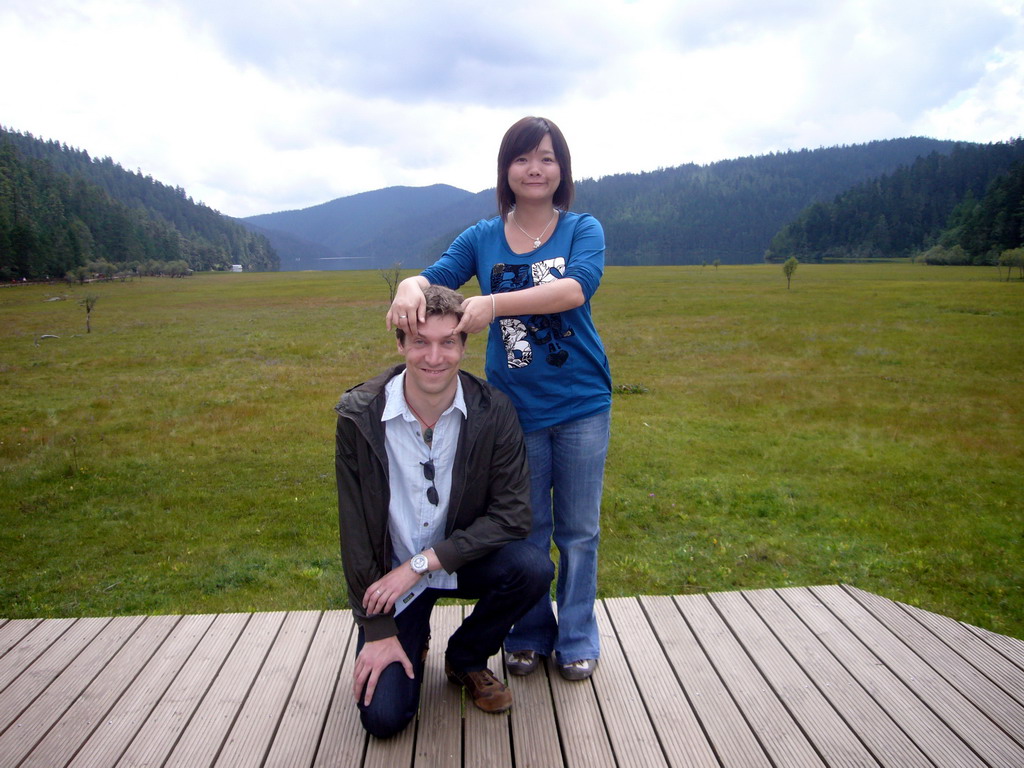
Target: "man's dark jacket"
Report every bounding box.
[335,364,532,641]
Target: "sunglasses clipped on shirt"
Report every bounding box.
[421,460,439,505]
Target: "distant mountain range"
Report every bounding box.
[240,137,965,270]
[6,125,1010,281]
[242,185,494,271]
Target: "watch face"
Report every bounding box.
[412,554,428,573]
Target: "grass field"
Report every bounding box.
[1,263,1021,638]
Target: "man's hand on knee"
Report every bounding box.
[353,636,414,706]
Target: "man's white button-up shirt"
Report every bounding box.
[381,371,465,614]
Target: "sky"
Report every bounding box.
[2,0,1022,219]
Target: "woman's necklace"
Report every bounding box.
[510,208,558,249]
[407,401,439,445]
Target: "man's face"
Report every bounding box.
[398,313,465,400]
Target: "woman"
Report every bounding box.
[387,116,611,680]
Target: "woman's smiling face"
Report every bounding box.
[507,134,561,205]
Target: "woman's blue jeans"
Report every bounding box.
[505,409,610,662]
[356,539,552,739]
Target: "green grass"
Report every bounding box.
[1,264,1021,638]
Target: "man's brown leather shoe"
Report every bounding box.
[445,661,512,713]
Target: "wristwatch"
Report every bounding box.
[410,552,430,575]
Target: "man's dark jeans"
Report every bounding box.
[356,539,553,738]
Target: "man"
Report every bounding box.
[335,284,553,739]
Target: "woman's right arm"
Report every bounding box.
[386,275,429,335]
[385,223,482,335]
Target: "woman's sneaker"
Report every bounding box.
[558,658,598,681]
[505,650,541,676]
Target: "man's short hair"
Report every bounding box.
[396,284,468,345]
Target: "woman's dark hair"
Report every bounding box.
[496,116,574,219]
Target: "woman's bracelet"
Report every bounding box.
[490,293,496,322]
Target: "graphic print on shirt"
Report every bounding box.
[491,257,575,370]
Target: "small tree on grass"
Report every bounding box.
[80,294,99,333]
[783,256,799,290]
[998,248,1024,281]
[380,261,402,302]
[67,265,90,284]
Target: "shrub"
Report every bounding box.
[919,245,970,265]
[998,247,1024,280]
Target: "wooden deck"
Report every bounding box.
[1,585,1022,767]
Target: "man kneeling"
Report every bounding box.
[335,284,553,738]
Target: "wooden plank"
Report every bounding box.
[0,618,42,660]
[0,615,144,768]
[0,617,99,709]
[4,588,1024,768]
[742,588,932,768]
[810,585,1024,767]
[413,603,464,767]
[161,611,286,768]
[546,656,613,768]
[592,599,668,767]
[507,668,562,768]
[215,611,322,767]
[850,586,1024,707]
[465,606,513,768]
[710,589,888,767]
[311,616,365,768]
[778,586,987,767]
[965,622,1024,665]
[263,610,351,768]
[64,613,216,768]
[113,612,250,768]
[679,593,827,767]
[362,714,415,768]
[644,595,771,767]
[18,614,181,768]
[0,618,72,698]
[604,596,717,768]
[507,642,563,767]
[844,586,1024,744]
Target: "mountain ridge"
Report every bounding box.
[242,184,488,270]
[1,126,983,279]
[243,137,966,270]
[0,125,278,280]
[765,138,1024,262]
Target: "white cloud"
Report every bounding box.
[177,0,617,106]
[911,33,1024,144]
[1,0,1021,217]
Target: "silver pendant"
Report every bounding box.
[533,238,541,248]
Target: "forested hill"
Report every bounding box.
[764,138,1024,263]
[0,127,973,279]
[248,137,963,270]
[577,138,964,266]
[0,126,277,281]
